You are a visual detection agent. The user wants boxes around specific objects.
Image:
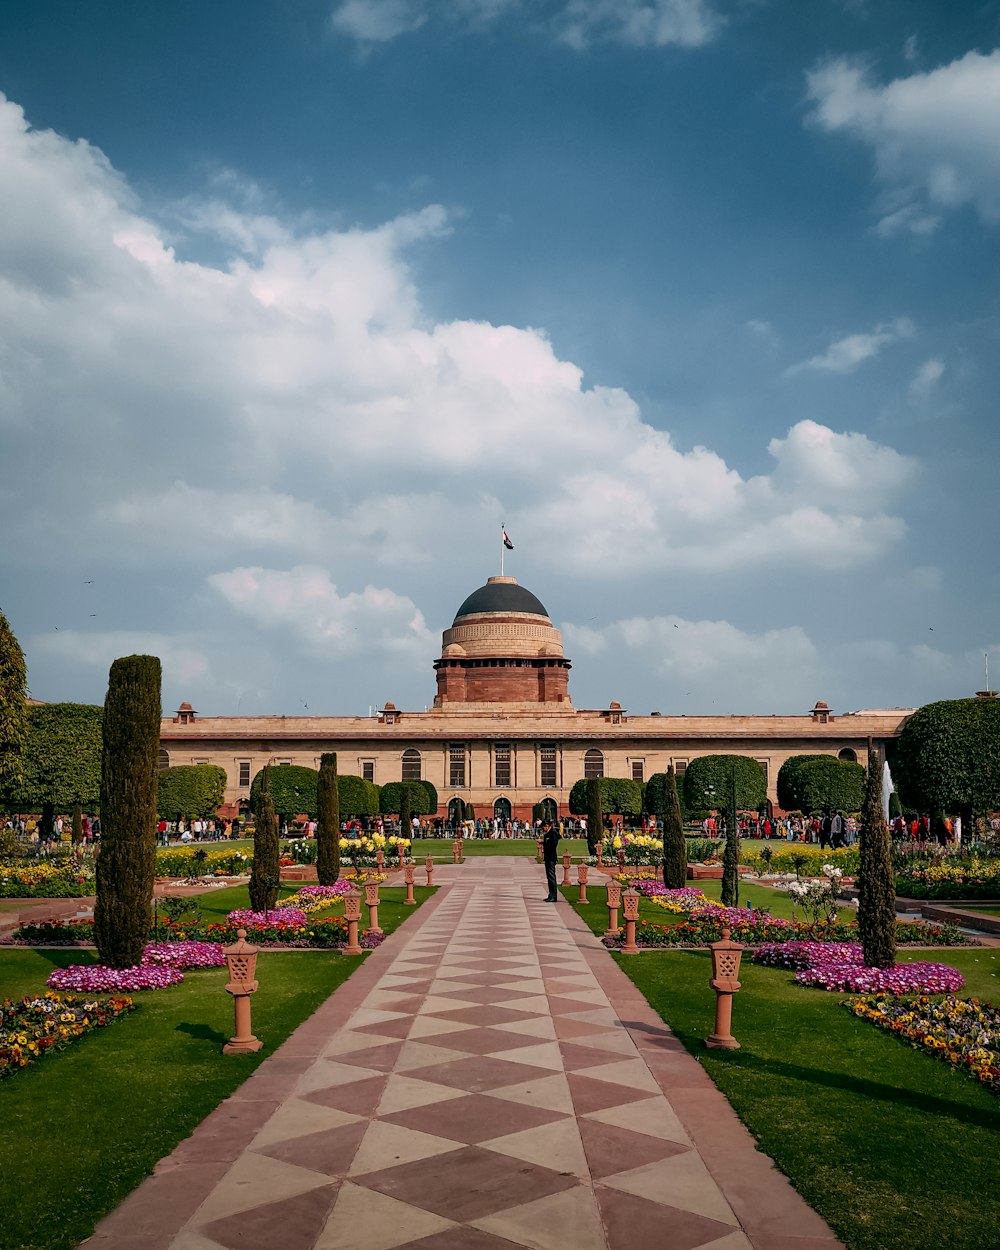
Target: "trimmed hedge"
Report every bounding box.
[156,764,227,820]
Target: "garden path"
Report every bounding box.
[82,858,843,1250]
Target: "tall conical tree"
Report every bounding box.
[399,783,412,838]
[662,765,687,889]
[858,739,896,969]
[586,777,603,854]
[93,656,161,969]
[0,608,28,797]
[316,752,340,886]
[249,766,280,914]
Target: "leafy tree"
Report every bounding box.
[249,764,318,819]
[777,754,864,814]
[380,781,435,817]
[249,767,280,914]
[586,777,603,854]
[644,772,671,820]
[338,774,380,819]
[156,764,226,820]
[888,791,902,820]
[893,698,1000,833]
[662,766,687,890]
[317,753,340,885]
[858,742,896,969]
[94,656,161,969]
[417,779,438,814]
[0,609,28,795]
[569,777,642,817]
[1,703,102,817]
[682,756,767,821]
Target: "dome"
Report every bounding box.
[453,577,549,624]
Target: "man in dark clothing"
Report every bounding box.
[542,819,560,901]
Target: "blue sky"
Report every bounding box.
[1,0,998,718]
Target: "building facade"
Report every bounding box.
[159,575,914,820]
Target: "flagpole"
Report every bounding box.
[500,524,504,577]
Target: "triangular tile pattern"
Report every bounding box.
[167,863,759,1250]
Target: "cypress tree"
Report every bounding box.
[858,740,896,969]
[0,609,28,797]
[249,766,281,914]
[400,783,412,838]
[316,752,340,885]
[586,777,603,854]
[93,655,161,969]
[721,819,739,907]
[71,801,83,844]
[662,765,687,889]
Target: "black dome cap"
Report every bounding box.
[453,581,549,623]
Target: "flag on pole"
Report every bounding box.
[502,528,514,551]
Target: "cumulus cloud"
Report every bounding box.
[329,0,720,48]
[32,630,210,687]
[785,318,914,375]
[807,49,1000,228]
[909,358,944,397]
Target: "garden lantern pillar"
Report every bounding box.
[452,839,463,864]
[376,848,384,872]
[344,889,362,955]
[403,862,416,905]
[364,880,382,934]
[617,849,626,872]
[425,855,435,886]
[577,863,589,904]
[222,928,262,1055]
[536,837,544,863]
[561,852,572,885]
[621,888,640,953]
[596,844,603,867]
[605,880,622,936]
[705,926,744,1050]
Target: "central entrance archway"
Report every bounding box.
[493,797,512,823]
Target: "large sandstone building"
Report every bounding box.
[159,575,914,821]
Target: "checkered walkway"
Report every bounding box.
[85,860,842,1250]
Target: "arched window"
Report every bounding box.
[401,748,422,781]
[158,749,170,772]
[584,749,604,779]
[838,748,858,764]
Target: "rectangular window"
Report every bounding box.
[755,758,770,782]
[631,760,644,783]
[238,761,251,787]
[539,744,557,788]
[362,761,375,783]
[449,743,466,788]
[277,759,291,767]
[673,758,688,774]
[494,743,511,788]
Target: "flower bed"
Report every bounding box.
[739,846,860,876]
[752,941,965,993]
[601,915,974,950]
[141,941,225,969]
[0,991,135,1078]
[845,994,1000,1093]
[47,965,185,992]
[0,863,94,898]
[227,906,309,927]
[204,916,384,949]
[154,848,252,878]
[599,833,662,866]
[894,858,1000,900]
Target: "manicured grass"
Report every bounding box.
[0,884,435,1250]
[617,946,1000,1250]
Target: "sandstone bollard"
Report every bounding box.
[577,863,589,904]
[425,855,435,886]
[536,837,544,863]
[705,926,744,1050]
[621,887,640,953]
[403,861,416,905]
[452,839,463,864]
[222,928,263,1054]
[596,844,603,867]
[364,880,382,934]
[376,848,384,872]
[617,849,626,872]
[344,889,363,955]
[605,880,622,936]
[561,852,572,886]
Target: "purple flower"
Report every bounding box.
[47,964,185,992]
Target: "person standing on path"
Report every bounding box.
[542,817,560,901]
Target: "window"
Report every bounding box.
[494,743,511,788]
[838,748,858,764]
[157,749,170,772]
[631,760,644,783]
[540,743,557,788]
[238,760,251,787]
[754,758,770,782]
[584,749,604,779]
[449,743,466,788]
[673,758,688,774]
[402,749,422,781]
[277,759,291,767]
[362,760,375,783]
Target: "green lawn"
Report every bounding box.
[612,944,1000,1250]
[0,884,434,1250]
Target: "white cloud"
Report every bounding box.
[329,0,720,48]
[909,358,944,397]
[32,630,210,687]
[786,318,914,375]
[207,565,436,661]
[807,49,1000,227]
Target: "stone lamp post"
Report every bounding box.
[561,852,572,886]
[344,889,363,955]
[704,927,744,1050]
[621,888,640,953]
[403,861,416,905]
[577,863,589,904]
[425,855,435,886]
[222,929,262,1055]
[452,839,463,864]
[364,880,382,934]
[605,880,622,936]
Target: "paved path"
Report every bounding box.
[84,859,842,1250]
